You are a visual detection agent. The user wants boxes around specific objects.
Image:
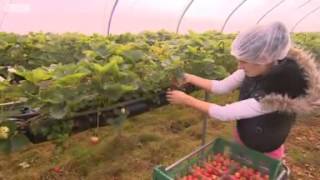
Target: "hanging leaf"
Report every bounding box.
[40,89,65,104]
[49,103,68,119]
[0,140,10,154]
[103,84,137,102]
[19,80,38,93]
[108,113,127,128]
[10,134,30,152]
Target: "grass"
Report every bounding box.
[0,91,319,179]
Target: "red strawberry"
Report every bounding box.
[52,166,62,173]
[90,136,99,144]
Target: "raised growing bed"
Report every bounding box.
[21,85,197,143]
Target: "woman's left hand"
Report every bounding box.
[166,90,191,105]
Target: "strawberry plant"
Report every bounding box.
[293,32,320,60]
[0,120,30,154]
[3,30,318,147]
[0,31,231,144]
[108,107,129,138]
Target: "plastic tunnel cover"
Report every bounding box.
[0,0,319,34]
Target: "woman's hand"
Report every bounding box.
[171,73,190,88]
[172,73,213,92]
[166,90,191,105]
[166,90,211,114]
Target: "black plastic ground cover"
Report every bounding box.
[23,85,197,143]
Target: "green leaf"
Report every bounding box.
[103,84,137,102]
[49,103,67,119]
[10,134,30,152]
[108,114,127,128]
[95,45,110,58]
[92,58,122,75]
[0,81,9,91]
[17,68,52,84]
[20,78,38,90]
[56,72,87,86]
[0,39,9,49]
[212,65,228,79]
[40,88,65,104]
[109,55,124,64]
[83,50,98,59]
[187,45,198,54]
[122,50,144,62]
[0,140,10,154]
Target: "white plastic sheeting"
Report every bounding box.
[0,0,319,35]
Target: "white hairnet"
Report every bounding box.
[231,21,291,64]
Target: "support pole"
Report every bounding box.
[256,0,286,24]
[107,0,119,36]
[176,0,194,34]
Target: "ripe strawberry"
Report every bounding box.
[263,174,269,180]
[52,166,62,173]
[90,136,99,144]
[235,172,241,178]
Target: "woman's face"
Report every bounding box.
[237,60,273,77]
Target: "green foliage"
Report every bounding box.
[0,31,318,144]
[293,33,320,60]
[0,80,23,103]
[0,121,30,154]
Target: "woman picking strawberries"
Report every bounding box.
[167,21,320,161]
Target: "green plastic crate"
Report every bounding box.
[153,137,287,180]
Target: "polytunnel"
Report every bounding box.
[0,0,319,179]
[1,0,320,34]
